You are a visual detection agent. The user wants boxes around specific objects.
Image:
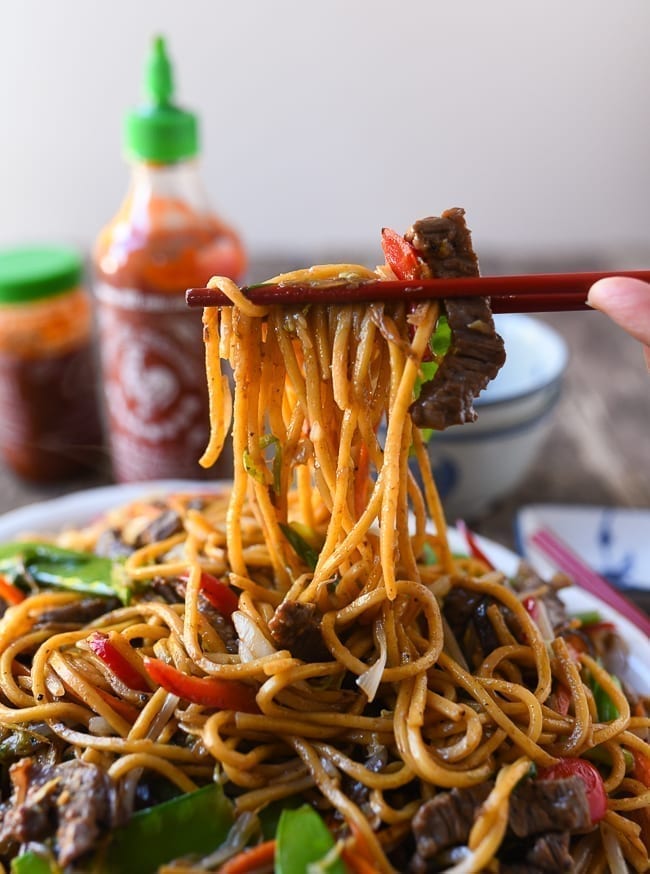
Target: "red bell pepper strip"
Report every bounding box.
[633,750,650,788]
[538,757,607,823]
[0,573,25,606]
[380,228,422,280]
[455,519,495,570]
[522,596,539,621]
[143,657,259,713]
[184,572,239,617]
[88,632,151,693]
[553,682,572,717]
[94,687,142,724]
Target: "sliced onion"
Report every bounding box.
[534,598,555,642]
[601,822,629,874]
[121,691,180,816]
[356,621,387,703]
[307,842,345,874]
[232,610,277,663]
[88,716,114,736]
[196,811,259,869]
[441,615,469,672]
[45,668,65,699]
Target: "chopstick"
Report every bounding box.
[186,269,650,313]
[530,527,650,636]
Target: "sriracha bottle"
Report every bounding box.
[93,36,245,482]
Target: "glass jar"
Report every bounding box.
[0,246,103,481]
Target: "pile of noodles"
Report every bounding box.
[0,263,648,873]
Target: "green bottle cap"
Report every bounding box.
[0,246,83,304]
[124,36,199,163]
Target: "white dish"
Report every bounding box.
[426,314,568,519]
[1,481,647,695]
[477,314,568,407]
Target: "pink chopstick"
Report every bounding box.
[186,269,650,313]
[530,527,650,636]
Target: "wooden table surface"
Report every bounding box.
[1,256,649,559]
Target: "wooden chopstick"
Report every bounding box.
[186,269,650,313]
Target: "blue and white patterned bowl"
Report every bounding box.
[427,314,568,521]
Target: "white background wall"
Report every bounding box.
[2,1,650,265]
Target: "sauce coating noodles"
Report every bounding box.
[0,252,648,873]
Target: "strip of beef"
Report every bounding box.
[135,509,184,546]
[35,596,119,629]
[406,209,506,430]
[343,744,389,806]
[442,585,483,641]
[0,757,114,866]
[268,600,331,662]
[443,586,500,666]
[411,779,585,871]
[509,775,591,838]
[527,831,573,870]
[94,527,135,559]
[411,781,494,861]
[500,831,573,873]
[511,561,569,631]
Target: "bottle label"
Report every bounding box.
[0,342,103,481]
[95,283,214,482]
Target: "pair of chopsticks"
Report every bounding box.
[186,269,650,313]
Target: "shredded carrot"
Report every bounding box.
[218,839,276,874]
[343,819,378,873]
[342,848,378,874]
[554,681,572,716]
[0,574,25,606]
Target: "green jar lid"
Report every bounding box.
[0,246,83,304]
[124,36,199,163]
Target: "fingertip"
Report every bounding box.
[587,276,650,345]
[588,276,635,309]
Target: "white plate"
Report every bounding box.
[1,482,647,695]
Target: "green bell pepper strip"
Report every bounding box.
[99,782,233,874]
[276,805,347,874]
[279,524,320,571]
[572,610,603,626]
[587,660,622,722]
[258,796,303,840]
[10,852,57,874]
[593,674,622,722]
[0,542,129,604]
[584,743,634,772]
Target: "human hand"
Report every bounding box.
[587,276,650,370]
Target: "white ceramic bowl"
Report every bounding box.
[426,314,568,520]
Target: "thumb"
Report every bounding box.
[587,276,650,347]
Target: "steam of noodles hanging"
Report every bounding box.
[0,210,647,874]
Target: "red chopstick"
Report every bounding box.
[530,527,650,636]
[186,269,650,313]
